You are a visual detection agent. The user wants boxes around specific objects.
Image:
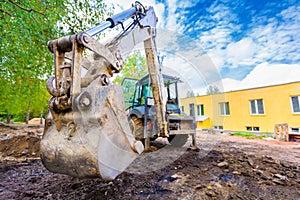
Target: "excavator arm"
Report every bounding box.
[41,2,167,180]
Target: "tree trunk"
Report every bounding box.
[40,112,43,125]
[25,101,31,124]
[7,114,12,124]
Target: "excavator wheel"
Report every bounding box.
[129,115,144,141]
[168,134,188,147]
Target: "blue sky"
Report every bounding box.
[108,0,300,93]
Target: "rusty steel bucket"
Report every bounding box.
[40,83,144,180]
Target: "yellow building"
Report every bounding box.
[180,81,300,134]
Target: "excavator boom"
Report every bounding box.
[40,2,166,179]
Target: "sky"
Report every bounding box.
[107,0,300,94]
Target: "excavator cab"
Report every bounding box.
[122,74,196,146]
[122,74,182,113]
[123,74,181,110]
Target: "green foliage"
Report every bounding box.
[233,132,269,139]
[113,51,148,109]
[113,51,148,84]
[0,0,112,122]
[57,0,112,35]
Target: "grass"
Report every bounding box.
[233,132,270,139]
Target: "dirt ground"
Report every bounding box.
[0,124,299,200]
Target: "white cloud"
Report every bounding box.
[248,5,300,64]
[154,29,223,96]
[226,38,258,67]
[279,5,300,22]
[165,0,178,31]
[222,62,300,91]
[154,4,165,28]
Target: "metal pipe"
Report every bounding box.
[85,21,112,36]
[85,5,140,36]
[106,6,138,28]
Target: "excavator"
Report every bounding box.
[40,2,196,180]
[122,74,196,146]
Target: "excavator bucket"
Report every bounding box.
[40,82,144,180]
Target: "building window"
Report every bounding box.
[291,128,300,133]
[246,126,260,132]
[214,126,223,130]
[291,96,300,113]
[197,104,204,116]
[219,102,230,116]
[250,99,265,115]
[253,127,260,131]
[181,106,184,112]
[189,103,195,117]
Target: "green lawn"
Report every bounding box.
[233,132,270,139]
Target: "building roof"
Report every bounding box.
[183,81,300,99]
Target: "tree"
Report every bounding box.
[113,51,148,109]
[113,51,148,84]
[186,90,195,97]
[206,85,221,95]
[0,0,112,122]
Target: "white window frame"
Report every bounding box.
[219,102,230,116]
[290,96,300,114]
[249,99,265,115]
[197,104,204,116]
[290,127,300,133]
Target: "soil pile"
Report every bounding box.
[0,124,42,158]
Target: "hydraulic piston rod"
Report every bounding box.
[85,3,143,36]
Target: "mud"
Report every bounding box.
[0,124,299,199]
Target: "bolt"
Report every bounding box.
[116,61,123,71]
[115,50,121,59]
[82,97,90,106]
[104,77,109,85]
[116,61,120,68]
[78,92,92,109]
[100,74,110,86]
[83,35,89,43]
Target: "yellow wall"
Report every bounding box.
[180,82,300,133]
